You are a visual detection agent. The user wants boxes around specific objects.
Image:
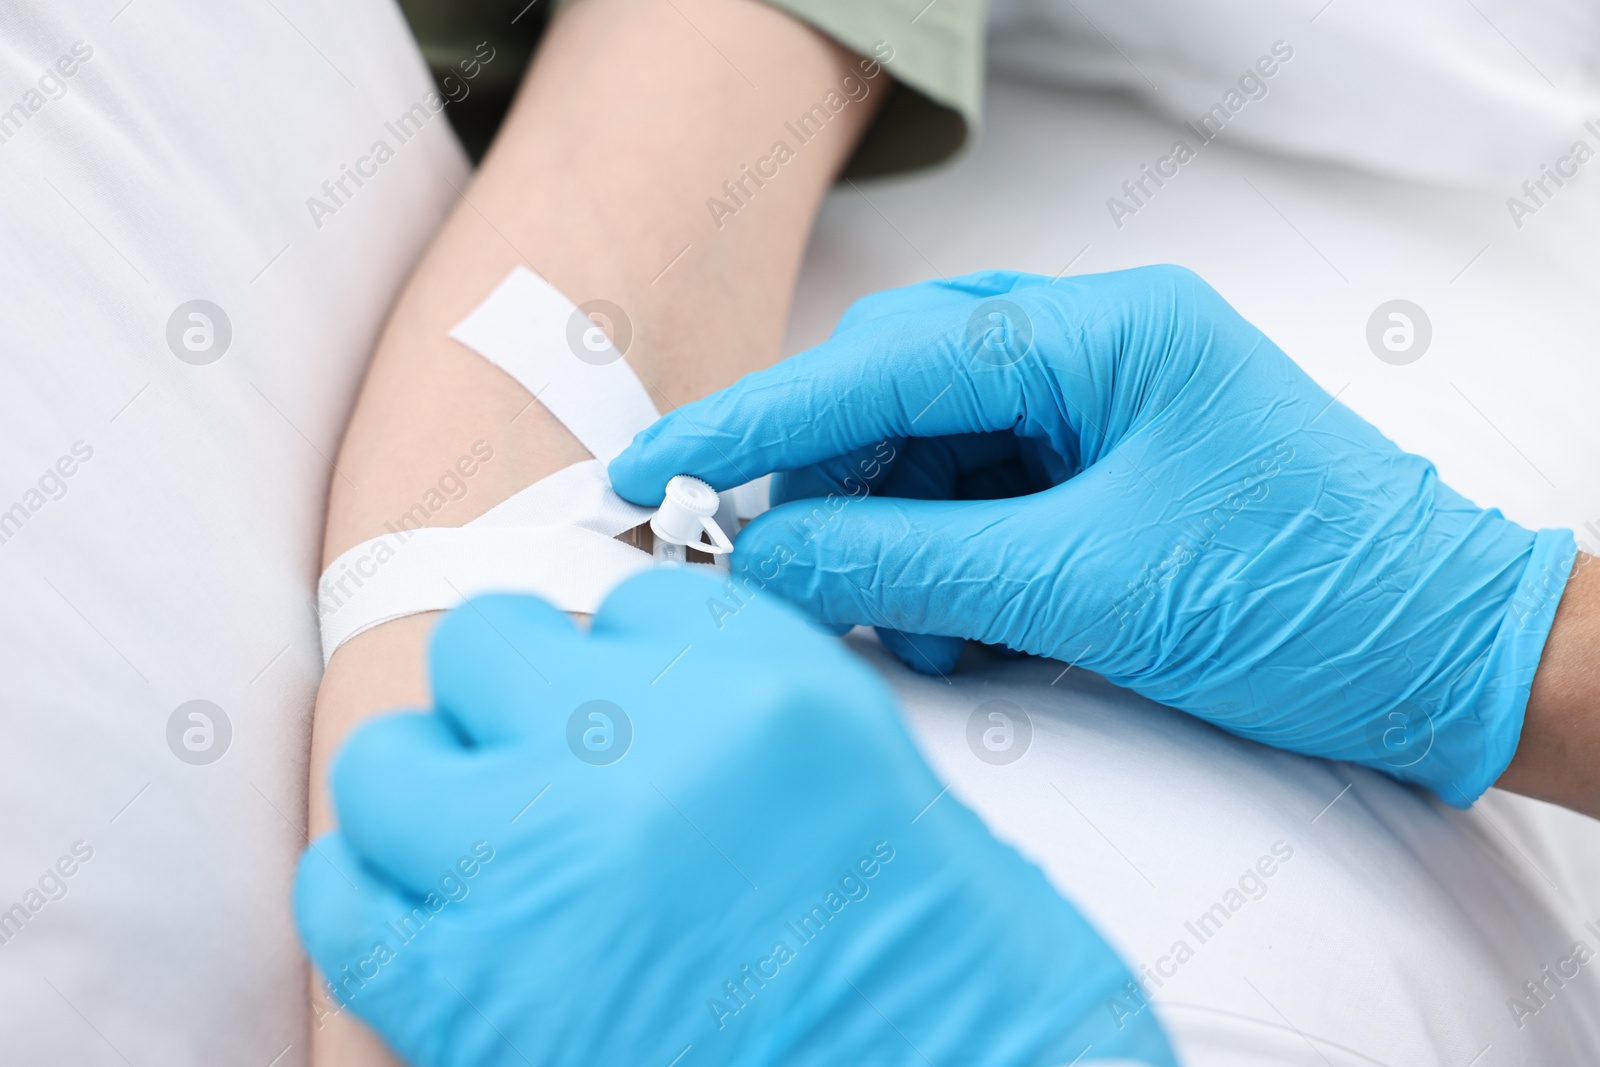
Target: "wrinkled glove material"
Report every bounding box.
[612,267,1576,807]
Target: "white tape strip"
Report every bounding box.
[318,525,652,663]
[449,266,660,464]
[727,474,771,521]
[318,270,767,664]
[472,459,652,535]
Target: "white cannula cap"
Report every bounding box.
[650,475,734,554]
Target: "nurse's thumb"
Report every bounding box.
[730,493,1041,650]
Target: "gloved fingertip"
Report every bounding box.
[293,832,374,951]
[813,618,854,639]
[431,594,576,671]
[878,629,965,675]
[328,712,462,835]
[591,566,728,640]
[606,435,669,506]
[943,268,1032,297]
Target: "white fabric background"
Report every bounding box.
[2,1,1600,1065]
[0,2,466,1063]
[986,0,1600,187]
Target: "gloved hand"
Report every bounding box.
[610,267,1577,807]
[294,568,1176,1067]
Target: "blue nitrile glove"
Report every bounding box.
[294,568,1176,1067]
[610,267,1577,808]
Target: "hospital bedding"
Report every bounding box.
[2,2,1600,1065]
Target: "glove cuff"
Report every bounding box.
[1438,525,1577,807]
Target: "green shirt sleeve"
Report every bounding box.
[393,0,551,163]
[396,0,984,176]
[761,0,984,177]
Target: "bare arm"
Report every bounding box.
[1499,552,1600,818]
[306,1,886,1059]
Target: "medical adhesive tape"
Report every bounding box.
[472,458,652,535]
[316,268,766,665]
[449,266,659,466]
[318,524,656,657]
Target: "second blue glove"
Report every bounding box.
[295,569,1176,1066]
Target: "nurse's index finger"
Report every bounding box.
[610,327,1020,504]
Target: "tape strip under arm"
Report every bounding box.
[318,524,655,658]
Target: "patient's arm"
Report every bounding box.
[307,1,885,1059]
[1500,552,1600,818]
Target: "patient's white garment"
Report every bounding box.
[871,640,1600,1065]
[988,0,1600,187]
[4,4,1600,1067]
